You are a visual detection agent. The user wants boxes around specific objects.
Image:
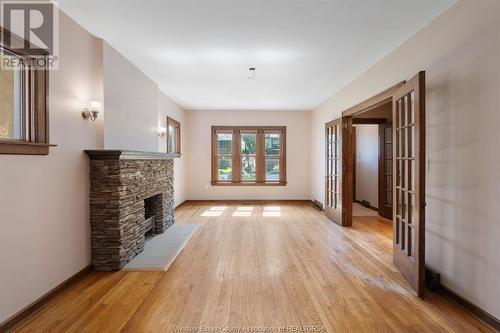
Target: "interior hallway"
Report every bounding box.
[13,202,493,332]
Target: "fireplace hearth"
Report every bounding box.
[85,150,177,270]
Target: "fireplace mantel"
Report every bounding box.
[84,150,178,160]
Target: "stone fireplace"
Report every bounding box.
[84,150,176,270]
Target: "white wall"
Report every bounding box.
[355,125,379,208]
[103,42,158,151]
[311,0,500,318]
[103,42,189,205]
[0,11,104,323]
[186,110,310,200]
[158,92,188,207]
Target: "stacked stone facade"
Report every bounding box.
[87,154,174,270]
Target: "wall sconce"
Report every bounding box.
[81,101,101,121]
[158,126,167,137]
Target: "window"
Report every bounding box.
[241,131,257,181]
[0,28,50,155]
[265,133,281,181]
[216,131,233,182]
[211,126,286,186]
[166,117,181,156]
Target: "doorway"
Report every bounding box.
[324,71,426,297]
[351,101,393,221]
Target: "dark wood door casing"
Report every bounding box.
[378,121,393,219]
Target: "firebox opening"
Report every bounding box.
[144,195,157,236]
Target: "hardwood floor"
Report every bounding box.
[14,202,493,332]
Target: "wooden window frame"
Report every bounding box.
[0,27,53,155]
[211,126,286,186]
[166,116,181,156]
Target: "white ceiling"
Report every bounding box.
[58,0,455,110]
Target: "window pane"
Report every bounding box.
[218,157,232,181]
[0,51,23,140]
[241,156,256,181]
[217,133,232,155]
[241,132,257,155]
[265,133,280,156]
[167,125,175,153]
[265,158,280,181]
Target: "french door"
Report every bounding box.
[392,71,426,296]
[378,121,393,219]
[324,117,352,226]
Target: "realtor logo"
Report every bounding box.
[1,0,59,69]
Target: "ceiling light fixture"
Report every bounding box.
[248,67,256,80]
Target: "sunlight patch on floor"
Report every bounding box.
[263,206,281,217]
[232,211,252,217]
[201,206,227,217]
[232,206,254,217]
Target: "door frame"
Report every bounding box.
[342,81,405,118]
[351,116,392,215]
[378,121,394,219]
[340,81,405,224]
[330,78,427,297]
[324,80,403,226]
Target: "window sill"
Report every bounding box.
[211,181,287,186]
[0,141,57,155]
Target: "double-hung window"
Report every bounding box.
[211,126,286,186]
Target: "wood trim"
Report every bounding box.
[183,199,311,204]
[352,126,356,201]
[212,126,286,131]
[0,266,92,332]
[233,129,242,183]
[342,116,353,227]
[378,121,393,220]
[353,199,378,212]
[437,285,500,331]
[0,26,50,57]
[0,141,55,155]
[166,116,181,155]
[341,83,404,228]
[378,122,385,218]
[256,129,265,182]
[425,268,500,331]
[312,199,323,210]
[342,81,405,118]
[211,181,287,186]
[211,126,286,186]
[280,127,287,183]
[352,118,387,125]
[211,126,218,183]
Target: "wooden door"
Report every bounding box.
[325,117,352,227]
[392,71,426,296]
[378,121,393,219]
